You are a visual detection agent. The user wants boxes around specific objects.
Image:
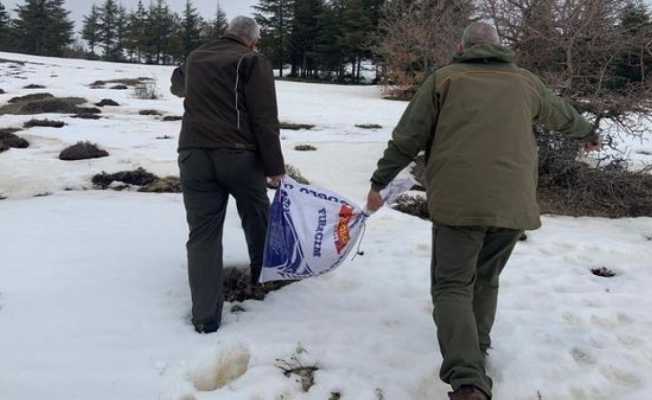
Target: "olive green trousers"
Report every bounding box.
[431,224,522,398]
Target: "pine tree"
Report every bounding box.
[145,0,177,64]
[12,0,74,57]
[289,0,324,78]
[254,0,295,77]
[82,4,101,57]
[316,1,346,80]
[212,1,228,39]
[115,4,128,60]
[179,0,202,58]
[341,0,372,82]
[98,0,120,60]
[125,0,147,62]
[0,0,10,50]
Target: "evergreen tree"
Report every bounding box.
[212,1,228,39]
[289,0,324,78]
[12,0,74,57]
[115,4,128,60]
[98,0,120,60]
[125,0,147,62]
[316,0,346,80]
[82,4,101,57]
[254,0,295,77]
[145,0,177,64]
[0,1,10,50]
[179,0,203,58]
[341,0,373,82]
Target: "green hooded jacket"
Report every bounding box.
[371,44,594,230]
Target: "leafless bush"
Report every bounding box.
[133,80,160,100]
[377,0,474,98]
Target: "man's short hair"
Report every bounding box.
[462,22,500,48]
[226,16,261,45]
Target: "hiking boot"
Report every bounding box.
[448,386,489,400]
[193,319,220,334]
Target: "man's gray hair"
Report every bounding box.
[462,22,500,48]
[226,16,261,45]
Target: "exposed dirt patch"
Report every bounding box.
[109,84,128,90]
[0,128,30,152]
[23,84,46,89]
[59,141,109,161]
[92,167,158,188]
[156,135,173,140]
[71,113,102,120]
[90,77,153,88]
[162,115,183,121]
[8,92,54,104]
[223,267,295,302]
[280,122,316,130]
[95,99,120,107]
[24,119,65,128]
[355,123,383,129]
[0,89,5,94]
[0,96,88,115]
[294,144,317,151]
[139,109,163,116]
[139,177,182,193]
[591,266,617,278]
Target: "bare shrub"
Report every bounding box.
[285,164,310,184]
[134,81,160,100]
[0,96,88,115]
[59,142,109,161]
[393,194,429,219]
[377,0,473,99]
[591,266,617,277]
[276,356,319,392]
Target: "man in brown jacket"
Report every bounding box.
[367,23,600,399]
[174,16,285,334]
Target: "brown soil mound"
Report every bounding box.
[92,167,158,188]
[59,141,109,161]
[0,128,29,152]
[24,119,65,128]
[223,267,295,302]
[8,92,54,104]
[95,99,120,107]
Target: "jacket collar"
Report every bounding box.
[453,44,515,64]
[222,33,250,48]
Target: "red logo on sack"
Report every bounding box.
[335,205,354,254]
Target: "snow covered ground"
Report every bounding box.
[1,52,652,400]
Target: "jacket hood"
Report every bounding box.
[453,44,515,64]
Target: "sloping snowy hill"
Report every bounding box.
[1,52,652,400]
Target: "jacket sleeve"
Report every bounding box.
[170,64,186,98]
[535,79,595,140]
[371,73,438,191]
[245,55,285,176]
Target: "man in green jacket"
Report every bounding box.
[367,23,600,400]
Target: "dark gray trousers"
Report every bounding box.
[179,148,270,326]
[431,225,522,398]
